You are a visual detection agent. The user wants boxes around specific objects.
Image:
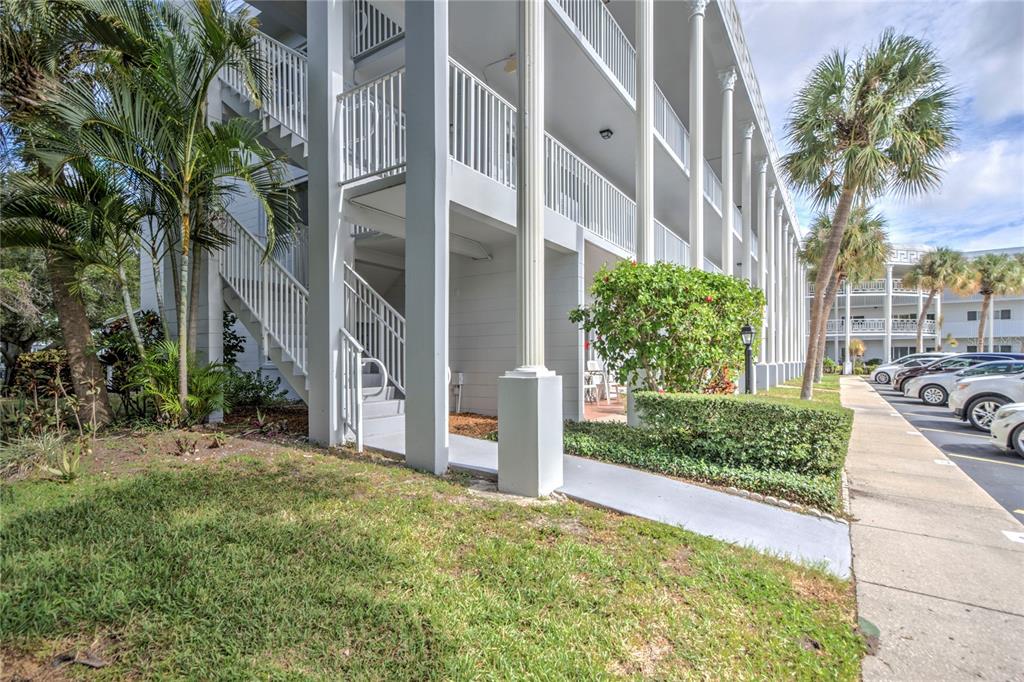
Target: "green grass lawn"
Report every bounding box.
[739,373,843,408]
[1,437,863,679]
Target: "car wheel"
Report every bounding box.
[921,385,948,406]
[1012,424,1024,459]
[874,371,890,385]
[967,397,1008,432]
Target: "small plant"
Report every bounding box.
[222,311,246,367]
[249,408,286,436]
[39,439,85,482]
[129,340,228,426]
[209,432,228,449]
[224,368,288,408]
[0,431,64,480]
[174,437,198,457]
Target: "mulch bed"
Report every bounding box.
[448,412,498,439]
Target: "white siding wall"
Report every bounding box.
[449,242,582,419]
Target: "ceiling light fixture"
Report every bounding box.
[599,128,614,140]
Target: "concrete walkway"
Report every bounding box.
[366,428,852,577]
[842,376,1024,681]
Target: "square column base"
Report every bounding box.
[498,370,564,497]
[756,363,770,389]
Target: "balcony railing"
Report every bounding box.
[653,83,689,171]
[551,0,636,99]
[703,160,722,213]
[732,205,742,239]
[654,219,689,266]
[352,0,404,59]
[826,318,936,335]
[808,278,922,296]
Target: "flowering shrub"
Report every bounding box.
[569,261,764,393]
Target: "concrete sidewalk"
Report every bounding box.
[366,429,852,576]
[842,377,1024,681]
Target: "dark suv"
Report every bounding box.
[891,353,1021,392]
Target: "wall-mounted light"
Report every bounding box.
[599,128,614,140]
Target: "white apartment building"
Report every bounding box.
[141,0,809,494]
[821,246,1024,366]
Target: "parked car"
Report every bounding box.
[891,354,1014,393]
[870,352,952,385]
[949,373,1024,431]
[990,403,1024,458]
[903,360,1024,406]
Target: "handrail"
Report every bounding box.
[361,357,389,398]
[339,328,364,451]
[352,0,404,59]
[344,262,406,394]
[221,29,308,140]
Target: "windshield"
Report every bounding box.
[959,361,1024,378]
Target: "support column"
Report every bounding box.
[405,0,450,474]
[843,279,851,373]
[498,0,562,498]
[916,288,924,352]
[635,0,654,263]
[935,293,943,350]
[307,0,349,446]
[719,67,736,276]
[740,122,755,283]
[765,187,777,383]
[988,300,995,352]
[883,264,893,361]
[755,163,768,389]
[688,0,707,269]
[784,231,793,377]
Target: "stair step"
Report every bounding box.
[363,386,399,401]
[361,413,406,437]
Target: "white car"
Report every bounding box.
[949,373,1024,431]
[990,403,1024,458]
[870,352,952,385]
[904,360,1024,406]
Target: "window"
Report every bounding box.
[967,345,978,353]
[997,309,1012,320]
[998,345,1014,353]
[967,310,978,321]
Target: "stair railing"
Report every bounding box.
[343,263,406,394]
[222,30,308,141]
[218,213,309,374]
[339,328,364,451]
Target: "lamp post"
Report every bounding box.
[741,324,755,394]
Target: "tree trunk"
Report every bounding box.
[977,293,991,349]
[146,230,170,339]
[118,265,146,358]
[45,254,112,428]
[916,289,936,353]
[814,273,842,382]
[800,185,857,399]
[178,193,191,415]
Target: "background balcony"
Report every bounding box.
[826,318,936,336]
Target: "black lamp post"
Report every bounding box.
[741,324,755,394]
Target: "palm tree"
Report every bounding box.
[43,0,299,415]
[800,206,891,380]
[963,254,1024,349]
[785,29,956,399]
[902,247,969,353]
[0,0,114,425]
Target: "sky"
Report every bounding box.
[735,0,1024,252]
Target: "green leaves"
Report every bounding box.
[569,261,764,393]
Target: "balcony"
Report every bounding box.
[808,278,922,296]
[826,318,936,336]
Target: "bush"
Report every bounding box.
[224,368,288,408]
[865,358,882,368]
[222,311,245,367]
[11,349,71,396]
[822,357,839,374]
[130,341,228,426]
[97,310,164,394]
[569,261,764,393]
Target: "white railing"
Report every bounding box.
[809,278,922,296]
[449,60,517,189]
[339,329,364,451]
[752,232,759,255]
[341,67,406,183]
[274,225,308,288]
[344,263,406,394]
[546,136,635,253]
[352,0,404,59]
[654,219,690,266]
[222,30,308,140]
[826,318,936,335]
[654,83,689,171]
[551,0,636,99]
[704,257,723,274]
[219,214,309,374]
[732,205,742,239]
[703,160,722,212]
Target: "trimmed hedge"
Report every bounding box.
[634,391,853,476]
[563,391,854,513]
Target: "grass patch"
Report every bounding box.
[1,442,862,679]
[741,374,842,408]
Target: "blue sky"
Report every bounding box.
[736,0,1024,252]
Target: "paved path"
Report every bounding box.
[872,383,1024,518]
[842,376,1024,681]
[366,428,852,576]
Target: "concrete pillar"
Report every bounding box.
[988,299,995,352]
[935,293,943,350]
[843,279,851,373]
[784,231,793,376]
[916,288,924,352]
[774,206,784,377]
[498,0,562,498]
[688,0,707,270]
[883,264,893,361]
[635,0,654,264]
[405,0,450,474]
[740,122,755,283]
[306,0,349,446]
[756,163,768,370]
[719,67,736,276]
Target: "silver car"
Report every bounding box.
[904,360,1024,406]
[870,352,952,385]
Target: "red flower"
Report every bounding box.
[704,296,714,303]
[584,340,590,350]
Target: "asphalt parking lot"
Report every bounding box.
[870,381,1024,522]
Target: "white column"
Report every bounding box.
[785,231,793,373]
[843,279,851,372]
[405,0,450,474]
[766,188,776,370]
[740,122,755,283]
[719,67,736,276]
[988,300,995,352]
[935,292,942,350]
[758,169,769,365]
[916,289,924,352]
[306,0,349,446]
[688,0,707,269]
[635,0,654,263]
[498,0,562,498]
[883,264,893,361]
